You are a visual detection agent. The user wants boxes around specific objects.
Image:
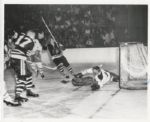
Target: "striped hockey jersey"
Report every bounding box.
[10,33,34,60]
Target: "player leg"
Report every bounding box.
[27,62,37,88]
[11,58,29,103]
[61,56,74,76]
[66,65,74,75]
[30,62,38,76]
[108,71,120,82]
[53,57,68,77]
[36,62,44,79]
[53,57,71,83]
[30,50,43,78]
[60,56,75,83]
[25,62,39,97]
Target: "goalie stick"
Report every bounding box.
[26,60,57,70]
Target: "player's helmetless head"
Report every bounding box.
[26,30,36,40]
[50,38,56,46]
[93,66,101,74]
[13,31,18,39]
[38,31,44,39]
[8,30,18,39]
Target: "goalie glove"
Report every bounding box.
[72,77,83,86]
[91,79,100,91]
[91,83,100,91]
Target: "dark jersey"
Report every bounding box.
[47,42,62,57]
[10,33,34,60]
[14,33,34,54]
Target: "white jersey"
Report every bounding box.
[32,39,42,53]
[94,69,111,87]
[81,68,111,87]
[30,39,43,62]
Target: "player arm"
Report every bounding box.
[81,68,93,75]
[47,44,53,55]
[58,43,65,51]
[75,68,93,78]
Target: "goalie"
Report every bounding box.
[73,65,119,91]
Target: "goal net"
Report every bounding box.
[119,42,147,90]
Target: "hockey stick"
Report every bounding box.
[41,16,58,43]
[41,16,66,51]
[26,60,57,70]
[43,65,57,70]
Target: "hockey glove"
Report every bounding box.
[91,83,100,91]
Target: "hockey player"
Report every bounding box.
[47,38,74,83]
[9,30,39,104]
[30,32,44,79]
[75,65,119,91]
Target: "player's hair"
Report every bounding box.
[7,29,17,38]
[93,66,101,72]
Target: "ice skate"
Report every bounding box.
[61,76,70,84]
[26,90,39,97]
[4,96,21,106]
[41,73,45,79]
[15,95,28,102]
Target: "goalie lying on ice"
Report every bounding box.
[73,65,119,91]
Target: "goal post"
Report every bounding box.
[119,42,147,90]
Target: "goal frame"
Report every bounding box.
[119,42,147,90]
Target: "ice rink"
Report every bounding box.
[3,63,147,119]
[3,4,148,120]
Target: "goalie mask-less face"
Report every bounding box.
[93,66,101,75]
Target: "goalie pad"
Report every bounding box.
[72,76,94,86]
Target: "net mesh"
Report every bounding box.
[120,42,147,90]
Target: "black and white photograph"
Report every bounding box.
[1,0,149,120]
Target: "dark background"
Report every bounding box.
[5,5,148,48]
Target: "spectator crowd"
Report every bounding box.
[5,5,146,49]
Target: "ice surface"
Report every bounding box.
[3,63,147,119]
